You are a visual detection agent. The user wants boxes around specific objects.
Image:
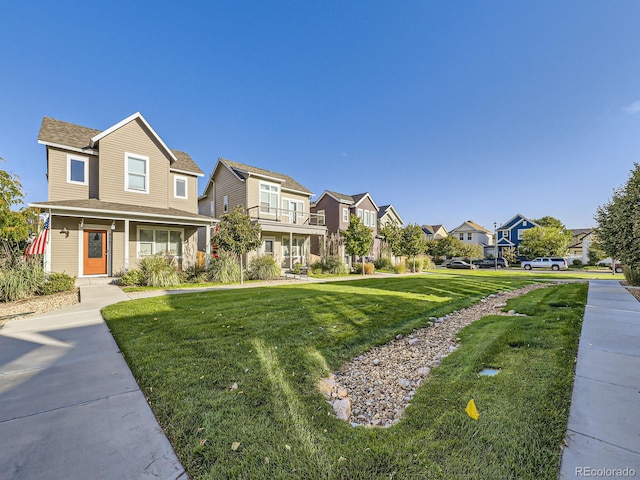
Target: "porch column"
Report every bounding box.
[124,219,130,271]
[205,223,212,267]
[289,232,293,270]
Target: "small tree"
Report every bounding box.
[378,221,402,263]
[399,224,426,272]
[343,215,373,275]
[213,205,261,284]
[1,159,39,252]
[518,226,571,259]
[587,244,605,266]
[502,246,517,265]
[594,163,640,283]
[431,235,466,259]
[458,242,483,261]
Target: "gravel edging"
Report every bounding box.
[0,289,80,329]
[319,283,551,427]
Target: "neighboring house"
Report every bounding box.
[198,158,326,269]
[377,205,404,263]
[421,224,448,241]
[495,213,538,257]
[31,112,213,278]
[449,220,494,254]
[310,190,379,265]
[568,228,593,264]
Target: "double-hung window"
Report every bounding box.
[174,175,187,199]
[67,155,88,185]
[260,183,279,214]
[125,153,149,193]
[467,233,472,240]
[342,208,349,223]
[138,227,183,257]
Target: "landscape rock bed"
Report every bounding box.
[0,289,79,329]
[320,283,551,427]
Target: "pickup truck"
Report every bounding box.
[521,257,568,271]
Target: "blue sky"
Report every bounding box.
[2,1,640,230]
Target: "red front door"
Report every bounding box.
[84,230,107,275]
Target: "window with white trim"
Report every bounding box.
[223,195,229,213]
[342,208,349,222]
[357,209,363,220]
[263,237,274,255]
[210,200,215,216]
[125,153,149,193]
[260,182,279,214]
[459,233,464,240]
[67,155,88,185]
[137,227,183,257]
[467,233,472,240]
[174,175,187,199]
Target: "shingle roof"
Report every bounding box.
[38,116,203,175]
[326,190,354,203]
[466,220,492,233]
[220,158,312,194]
[30,199,212,222]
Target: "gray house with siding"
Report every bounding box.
[198,159,326,268]
[31,112,212,278]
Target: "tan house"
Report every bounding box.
[421,224,448,241]
[198,159,326,268]
[449,220,494,253]
[31,112,213,278]
[310,191,380,265]
[377,205,404,228]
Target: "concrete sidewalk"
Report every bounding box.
[559,280,640,479]
[0,285,187,480]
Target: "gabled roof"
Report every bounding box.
[38,114,203,176]
[216,158,312,195]
[315,190,379,210]
[450,220,492,234]
[377,205,404,225]
[422,224,446,234]
[497,213,538,231]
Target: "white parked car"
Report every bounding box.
[521,257,568,271]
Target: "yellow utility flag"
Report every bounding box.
[466,399,479,420]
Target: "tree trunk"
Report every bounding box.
[362,256,365,275]
[240,254,244,285]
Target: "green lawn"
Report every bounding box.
[103,276,586,479]
[432,268,622,280]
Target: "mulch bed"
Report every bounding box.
[0,289,80,329]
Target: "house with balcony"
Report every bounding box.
[31,112,213,279]
[495,214,538,256]
[198,159,326,269]
[449,220,494,255]
[310,190,379,265]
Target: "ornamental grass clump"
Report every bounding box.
[0,251,46,302]
[247,255,281,280]
[206,250,241,283]
[41,272,75,295]
[139,255,181,287]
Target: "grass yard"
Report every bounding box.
[103,276,586,479]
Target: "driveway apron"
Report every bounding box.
[0,285,187,480]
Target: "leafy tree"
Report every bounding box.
[213,205,262,284]
[1,158,39,251]
[502,246,517,265]
[518,226,571,259]
[533,216,566,229]
[399,224,426,272]
[458,242,483,260]
[594,163,640,282]
[378,221,402,262]
[343,215,373,275]
[586,243,605,266]
[430,236,466,259]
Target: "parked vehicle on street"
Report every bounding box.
[521,257,568,271]
[446,260,477,269]
[609,263,624,273]
[475,258,509,269]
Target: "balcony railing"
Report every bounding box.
[247,205,325,226]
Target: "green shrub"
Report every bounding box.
[572,259,583,266]
[292,262,303,275]
[393,263,407,274]
[207,250,241,283]
[184,262,207,283]
[0,254,46,302]
[422,257,435,270]
[119,269,145,286]
[324,256,349,274]
[624,266,640,286]
[405,257,423,273]
[41,272,75,295]
[374,257,393,270]
[248,255,281,280]
[139,255,181,287]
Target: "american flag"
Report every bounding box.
[25,216,50,256]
